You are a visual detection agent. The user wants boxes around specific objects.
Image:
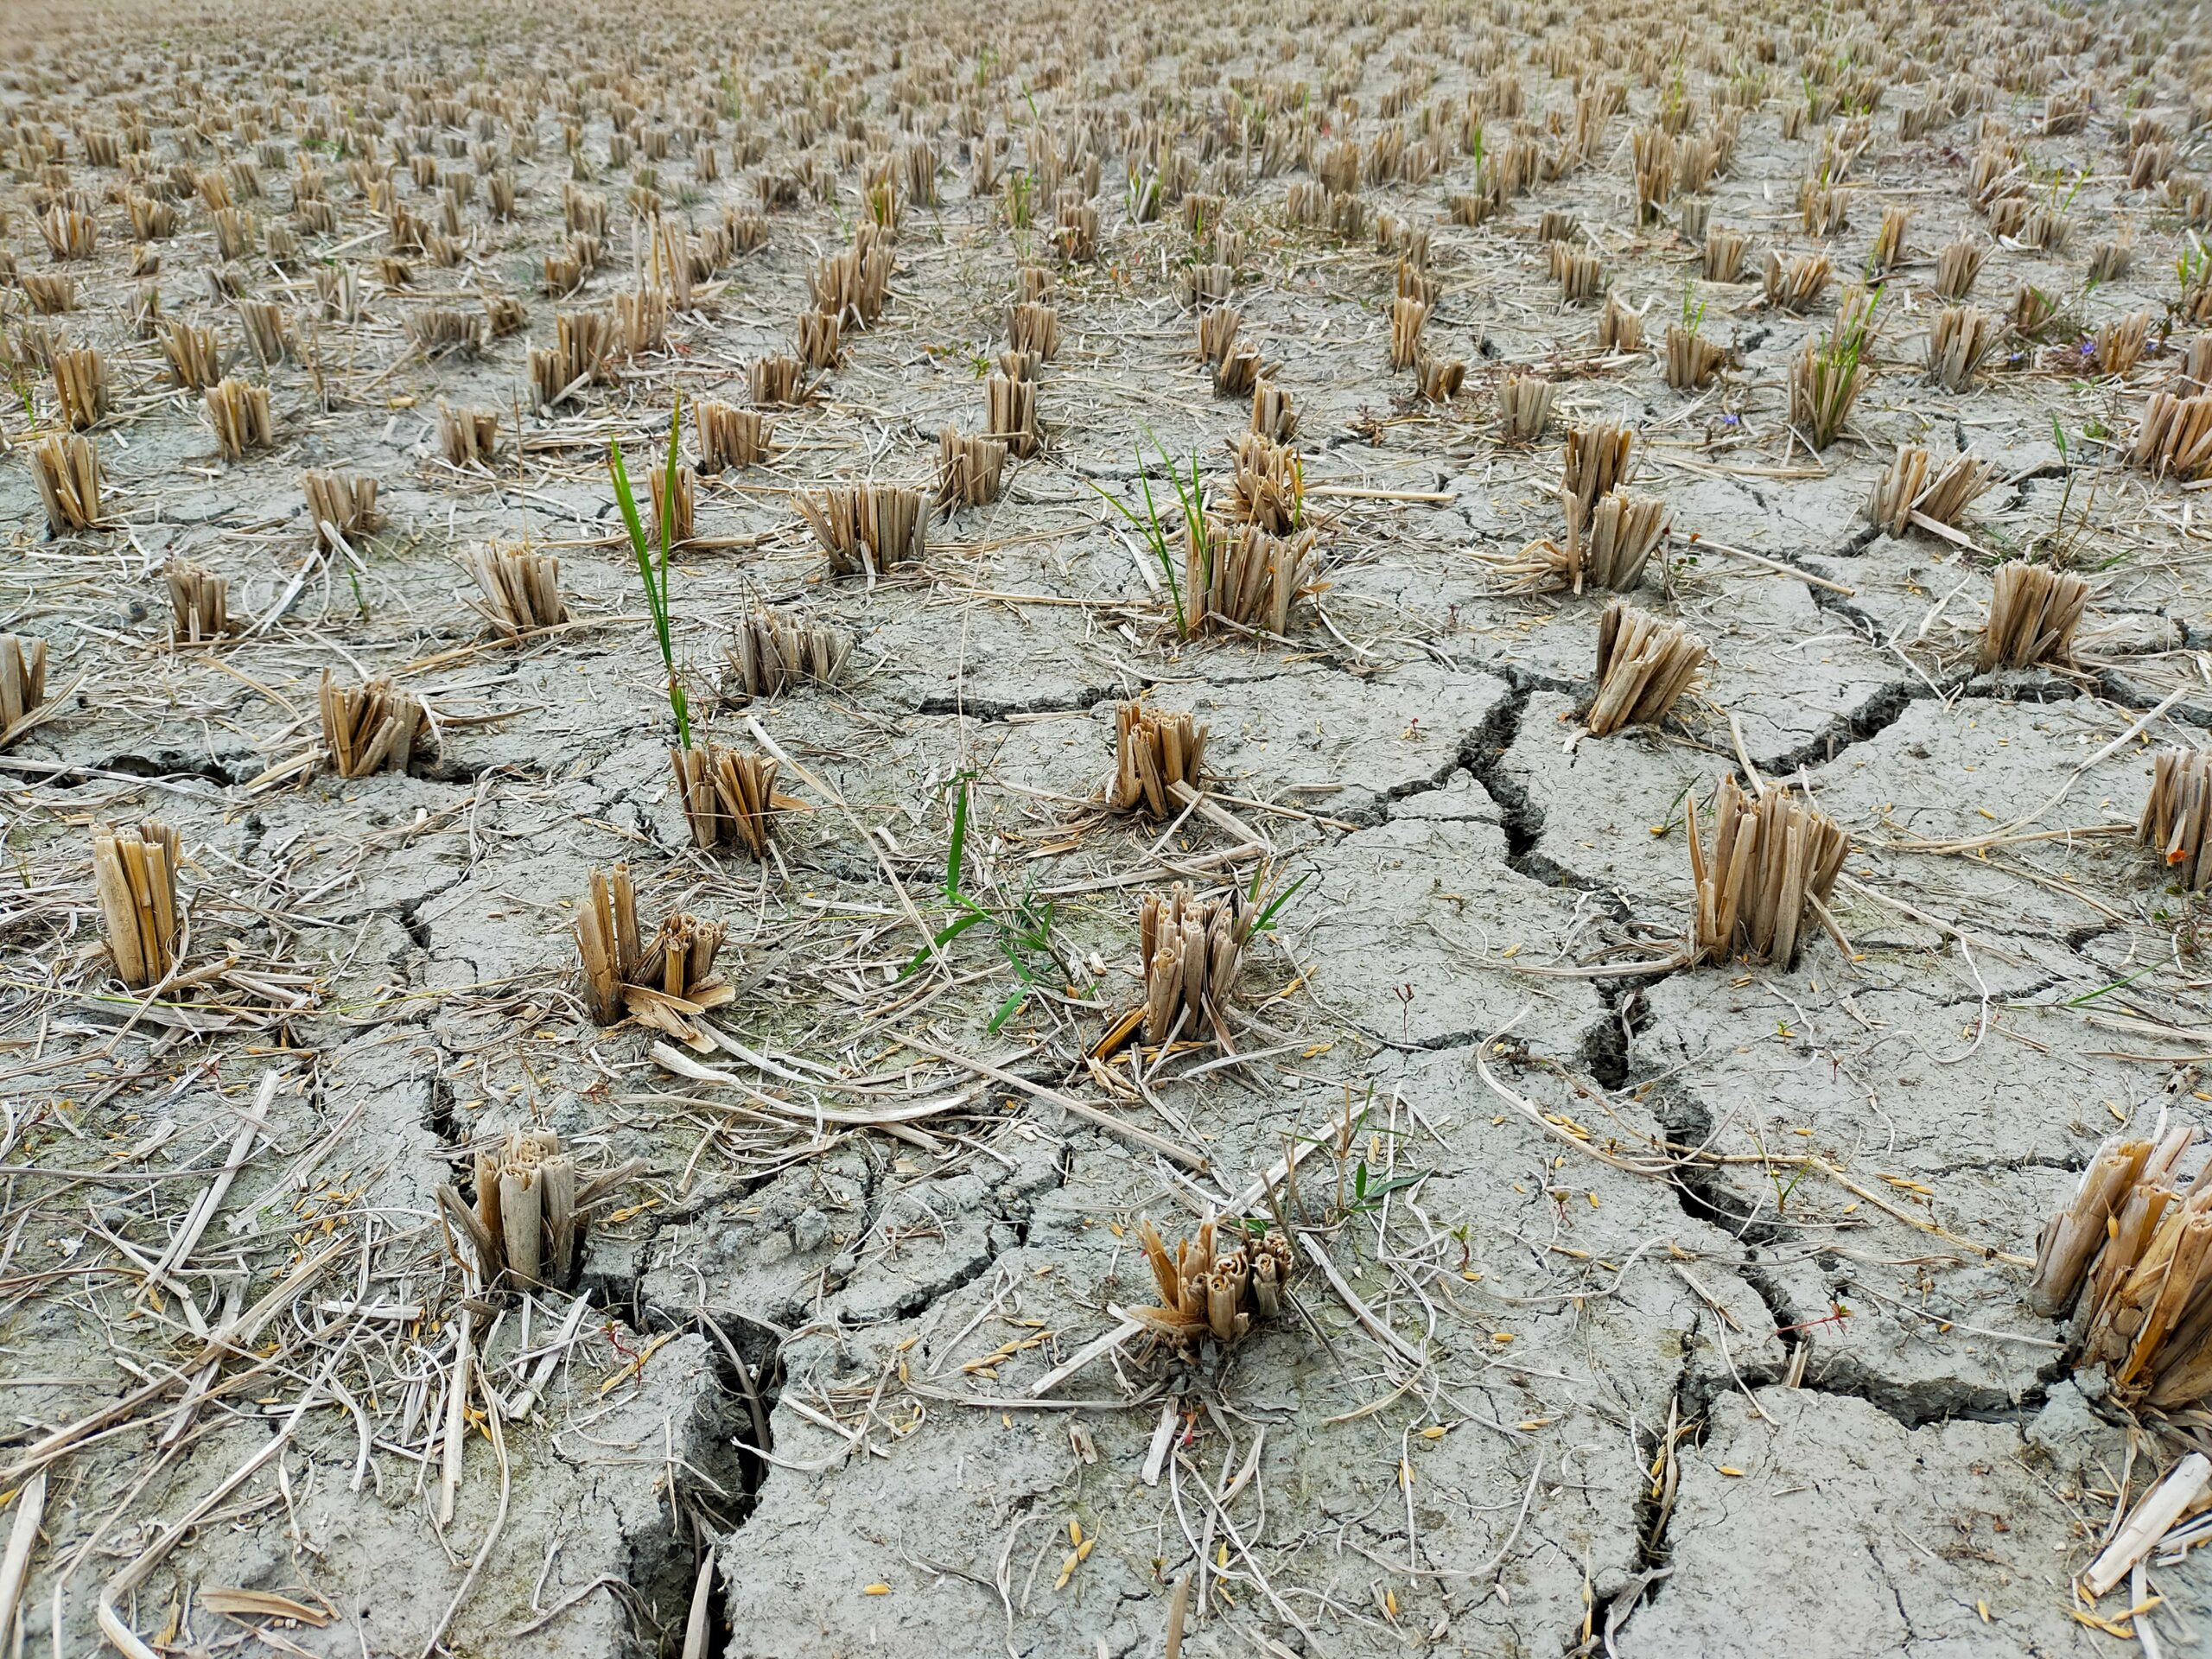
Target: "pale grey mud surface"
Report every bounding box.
[3,0,2212,1656]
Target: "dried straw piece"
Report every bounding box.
[723,605,851,701]
[1543,489,1670,593]
[1136,882,1255,1046]
[302,470,378,550]
[1664,324,1726,391]
[648,464,695,547]
[937,426,1007,506]
[1868,205,1910,272]
[1561,421,1636,522]
[1415,356,1466,401]
[2133,393,2212,480]
[1934,238,1986,300]
[205,378,274,460]
[1686,775,1849,969]
[467,544,564,641]
[696,400,771,472]
[986,372,1039,457]
[438,402,500,467]
[671,742,791,857]
[796,484,929,576]
[161,319,223,389]
[1179,264,1236,310]
[21,273,77,315]
[238,299,290,364]
[437,1127,639,1293]
[1763,250,1832,312]
[2030,1135,2160,1318]
[1497,373,1554,441]
[51,347,106,429]
[2011,283,2061,340]
[798,307,842,370]
[2140,749,2212,892]
[1702,227,1747,283]
[1549,242,1604,302]
[2090,312,2152,378]
[1925,306,1996,391]
[1587,603,1707,735]
[751,353,808,407]
[406,305,483,357]
[318,670,428,778]
[1227,434,1304,535]
[1388,296,1428,368]
[1189,519,1319,636]
[1788,331,1866,449]
[1007,301,1059,360]
[1979,563,2088,671]
[1250,381,1298,442]
[1866,445,1996,537]
[1111,702,1207,818]
[32,434,100,532]
[1194,305,1242,367]
[1128,1214,1295,1349]
[0,634,50,736]
[1213,340,1268,397]
[1598,293,1643,353]
[91,820,180,988]
[529,310,613,408]
[2037,1127,2212,1409]
[165,561,230,643]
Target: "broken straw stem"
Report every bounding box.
[2085,1452,2209,1597]
[1673,530,1855,595]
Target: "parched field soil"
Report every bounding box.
[4,0,2212,1655]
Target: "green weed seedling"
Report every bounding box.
[607,391,692,749]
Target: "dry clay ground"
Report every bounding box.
[3,0,2212,1655]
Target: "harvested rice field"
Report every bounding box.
[6,0,2212,1654]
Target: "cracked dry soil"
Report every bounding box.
[3,0,2212,1655]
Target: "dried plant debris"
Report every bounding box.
[14,1,2212,1646]
[32,433,100,532]
[723,604,852,700]
[696,399,772,471]
[165,561,231,643]
[2134,392,2212,480]
[1128,1215,1295,1349]
[671,741,794,857]
[436,1128,641,1293]
[1135,880,1256,1046]
[2139,748,2212,890]
[1980,562,2088,671]
[797,483,929,575]
[436,401,501,467]
[1587,602,1707,736]
[467,543,564,640]
[0,635,49,742]
[1497,372,1555,440]
[1926,306,1997,390]
[576,861,728,1024]
[302,470,378,548]
[1687,775,1849,969]
[91,819,181,988]
[2031,1128,2212,1409]
[1110,701,1206,818]
[1190,519,1319,635]
[937,427,1007,506]
[1867,444,1998,537]
[319,669,429,777]
[205,376,275,459]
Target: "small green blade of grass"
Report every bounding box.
[944,771,973,892]
[2066,963,2158,1007]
